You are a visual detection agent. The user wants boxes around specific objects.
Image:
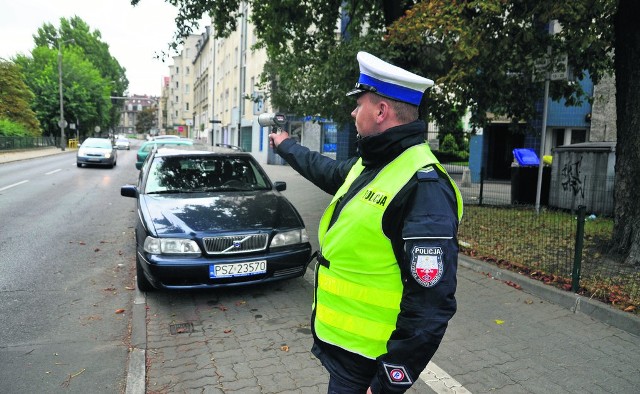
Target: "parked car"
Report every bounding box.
[77,138,117,168]
[115,137,131,150]
[135,138,193,169]
[120,145,312,291]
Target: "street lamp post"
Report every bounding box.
[57,38,74,151]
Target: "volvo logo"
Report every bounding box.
[233,241,242,248]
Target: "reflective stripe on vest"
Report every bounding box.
[314,143,462,359]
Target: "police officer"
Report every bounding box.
[269,51,463,394]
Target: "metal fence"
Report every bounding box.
[0,136,58,151]
[446,163,638,313]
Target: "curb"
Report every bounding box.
[458,254,640,337]
[126,288,147,394]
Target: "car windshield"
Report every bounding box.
[145,156,270,193]
[82,139,112,149]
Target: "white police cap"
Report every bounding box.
[346,51,434,106]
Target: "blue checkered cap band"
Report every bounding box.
[346,52,434,106]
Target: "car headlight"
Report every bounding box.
[144,236,201,255]
[270,228,309,247]
[104,152,112,158]
[78,149,86,156]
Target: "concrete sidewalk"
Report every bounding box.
[0,147,70,164]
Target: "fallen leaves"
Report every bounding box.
[280,345,289,352]
[494,320,505,325]
[115,309,125,314]
[504,280,522,290]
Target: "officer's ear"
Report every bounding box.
[376,101,391,123]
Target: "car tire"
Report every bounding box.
[136,255,155,292]
[77,163,82,168]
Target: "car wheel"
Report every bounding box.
[77,162,82,168]
[136,255,155,292]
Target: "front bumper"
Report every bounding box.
[77,156,115,165]
[137,243,312,290]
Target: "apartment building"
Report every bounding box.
[163,2,341,164]
[116,94,159,135]
[165,34,201,138]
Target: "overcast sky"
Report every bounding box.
[0,0,205,96]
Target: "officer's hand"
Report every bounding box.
[268,130,289,149]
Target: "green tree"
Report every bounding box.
[0,60,41,135]
[136,107,157,134]
[33,16,128,130]
[14,45,111,138]
[386,0,638,267]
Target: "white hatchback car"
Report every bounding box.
[77,138,117,168]
[115,137,131,150]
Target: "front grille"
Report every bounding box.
[203,234,268,254]
[273,267,304,277]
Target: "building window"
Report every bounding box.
[186,103,189,111]
[571,129,587,144]
[553,128,565,148]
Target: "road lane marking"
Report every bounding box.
[0,180,29,191]
[45,169,61,175]
[421,362,471,393]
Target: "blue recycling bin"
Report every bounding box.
[511,149,550,205]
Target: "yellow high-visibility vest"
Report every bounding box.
[314,143,462,359]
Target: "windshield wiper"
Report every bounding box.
[146,190,181,195]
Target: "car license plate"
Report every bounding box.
[210,261,267,278]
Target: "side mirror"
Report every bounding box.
[121,185,138,198]
[274,181,286,192]
[135,162,143,170]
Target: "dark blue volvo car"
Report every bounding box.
[121,145,312,291]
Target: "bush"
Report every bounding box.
[440,133,459,152]
[0,118,30,137]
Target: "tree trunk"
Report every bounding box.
[612,0,640,265]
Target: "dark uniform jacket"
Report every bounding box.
[276,120,459,394]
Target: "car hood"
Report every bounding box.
[140,191,303,236]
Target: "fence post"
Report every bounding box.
[572,205,586,292]
[479,166,485,206]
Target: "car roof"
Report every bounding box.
[141,139,193,147]
[152,144,249,158]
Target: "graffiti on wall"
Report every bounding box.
[561,156,586,198]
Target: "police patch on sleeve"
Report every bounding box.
[383,362,413,385]
[410,246,444,287]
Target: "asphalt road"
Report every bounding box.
[0,147,139,393]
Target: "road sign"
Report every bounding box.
[532,53,568,82]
